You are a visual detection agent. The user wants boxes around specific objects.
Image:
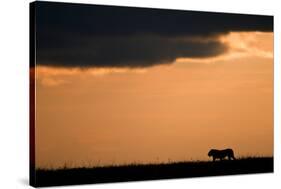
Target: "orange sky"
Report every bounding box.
[35,31,273,168]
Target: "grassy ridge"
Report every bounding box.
[33,157,273,187]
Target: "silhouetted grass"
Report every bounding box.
[33,157,273,187]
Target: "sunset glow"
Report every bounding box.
[35,31,273,168]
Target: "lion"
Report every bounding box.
[208,148,236,161]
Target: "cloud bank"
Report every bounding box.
[34,1,273,68]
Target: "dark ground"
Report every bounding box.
[32,157,273,187]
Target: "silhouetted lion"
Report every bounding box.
[208,148,236,161]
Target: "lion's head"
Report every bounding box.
[208,149,215,157]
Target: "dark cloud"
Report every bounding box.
[37,36,227,68]
[33,1,273,68]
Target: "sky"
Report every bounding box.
[33,2,273,168]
